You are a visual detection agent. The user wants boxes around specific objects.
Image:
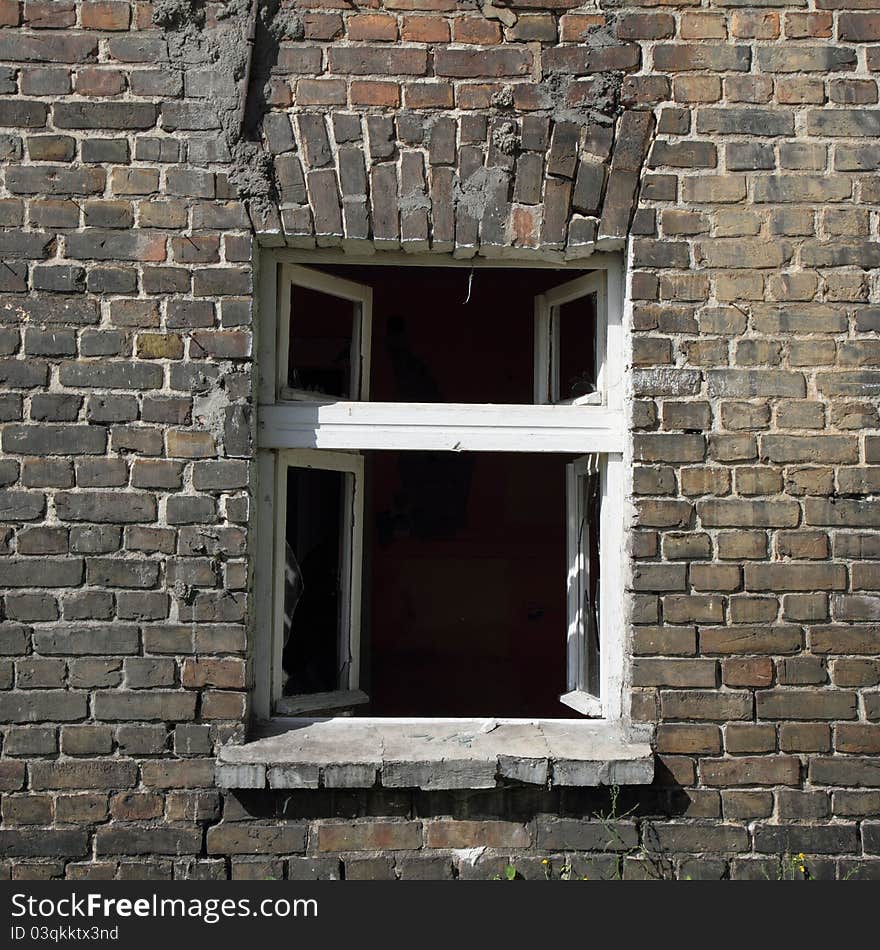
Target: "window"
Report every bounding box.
[253,254,626,725]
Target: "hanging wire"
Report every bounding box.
[463,267,474,304]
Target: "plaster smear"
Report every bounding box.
[154,0,303,218]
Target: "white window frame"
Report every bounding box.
[277,263,373,403]
[534,271,607,406]
[254,251,626,726]
[271,449,366,717]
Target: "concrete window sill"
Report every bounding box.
[215,719,654,791]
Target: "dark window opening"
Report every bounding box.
[365,451,572,718]
[295,265,593,404]
[557,294,598,402]
[281,467,347,695]
[288,284,356,398]
[276,262,610,718]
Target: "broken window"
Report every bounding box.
[256,257,625,722]
[534,271,607,406]
[279,265,372,401]
[562,454,603,716]
[273,450,365,717]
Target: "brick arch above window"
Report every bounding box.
[251,107,655,259]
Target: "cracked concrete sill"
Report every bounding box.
[215,720,654,791]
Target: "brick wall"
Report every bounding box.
[0,0,879,880]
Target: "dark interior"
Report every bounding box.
[558,294,598,401]
[288,284,355,398]
[281,467,346,695]
[365,450,570,718]
[293,264,590,404]
[282,263,599,717]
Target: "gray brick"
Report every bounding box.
[59,361,163,390]
[93,691,197,722]
[69,525,122,553]
[0,491,45,521]
[96,825,203,856]
[86,559,160,589]
[55,492,157,524]
[5,167,105,197]
[54,102,157,131]
[0,558,83,588]
[2,425,106,456]
[34,624,139,656]
[29,760,138,791]
[0,692,88,723]
[0,829,88,858]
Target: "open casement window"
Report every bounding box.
[562,454,602,717]
[277,264,372,402]
[534,272,607,406]
[256,255,626,724]
[272,449,366,717]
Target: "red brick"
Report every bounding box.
[780,723,831,753]
[559,13,605,42]
[382,0,457,7]
[777,77,826,105]
[425,820,530,848]
[839,13,880,42]
[74,67,126,97]
[132,2,153,30]
[207,823,306,856]
[328,47,427,76]
[200,690,246,720]
[680,13,727,39]
[656,755,696,787]
[456,83,498,110]
[265,79,292,108]
[435,47,531,78]
[318,822,422,852]
[512,205,540,248]
[785,12,832,38]
[303,13,343,40]
[189,331,251,360]
[110,792,163,821]
[0,0,20,26]
[722,658,774,688]
[730,11,779,39]
[673,76,722,104]
[350,80,400,107]
[24,1,75,28]
[508,13,557,42]
[401,15,449,42]
[617,13,675,40]
[140,761,215,789]
[725,724,776,754]
[166,430,216,459]
[0,760,26,791]
[346,13,398,41]
[81,1,130,30]
[453,16,502,44]
[836,724,880,754]
[403,81,453,109]
[170,235,219,265]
